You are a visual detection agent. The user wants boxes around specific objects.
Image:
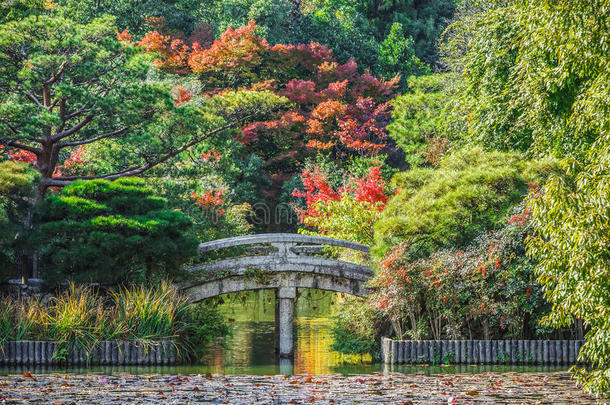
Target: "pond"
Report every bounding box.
[1,290,591,404]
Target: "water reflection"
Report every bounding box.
[202,290,371,375]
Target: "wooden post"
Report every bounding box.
[403,340,411,364]
[575,340,583,365]
[451,340,458,364]
[410,341,417,364]
[12,341,16,365]
[163,340,170,365]
[397,341,404,364]
[554,340,561,365]
[549,339,556,365]
[542,340,549,365]
[381,338,390,364]
[529,340,536,365]
[484,340,491,364]
[460,340,467,364]
[136,342,143,365]
[471,340,477,364]
[169,343,176,365]
[569,340,576,364]
[518,340,524,364]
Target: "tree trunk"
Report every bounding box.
[19,193,41,284]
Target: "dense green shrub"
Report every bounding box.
[373,148,557,259]
[330,297,383,357]
[372,203,567,340]
[31,178,199,285]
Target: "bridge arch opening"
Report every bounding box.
[182,233,373,357]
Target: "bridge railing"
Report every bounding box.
[188,233,373,282]
[197,233,369,254]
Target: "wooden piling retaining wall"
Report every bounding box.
[0,340,176,366]
[381,338,584,365]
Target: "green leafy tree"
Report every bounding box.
[297,0,379,69]
[444,0,610,394]
[205,0,299,45]
[0,14,285,204]
[205,0,380,69]
[388,74,449,167]
[0,0,52,23]
[31,178,198,285]
[56,0,202,35]
[527,145,610,395]
[443,0,608,158]
[377,22,428,81]
[358,0,456,65]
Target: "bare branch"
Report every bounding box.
[4,122,20,135]
[58,127,128,147]
[25,91,44,108]
[44,60,68,86]
[65,105,93,121]
[5,140,42,154]
[50,113,94,142]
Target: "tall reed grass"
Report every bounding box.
[110,281,189,342]
[0,282,222,361]
[0,298,45,342]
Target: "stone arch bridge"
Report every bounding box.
[180,233,373,357]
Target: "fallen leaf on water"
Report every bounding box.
[22,372,36,380]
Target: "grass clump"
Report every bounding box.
[0,282,229,362]
[110,281,189,342]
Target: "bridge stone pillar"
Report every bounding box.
[276,286,296,357]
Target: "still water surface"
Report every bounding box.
[192,290,570,376]
[200,289,373,375]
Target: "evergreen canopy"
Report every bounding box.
[31,178,198,284]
